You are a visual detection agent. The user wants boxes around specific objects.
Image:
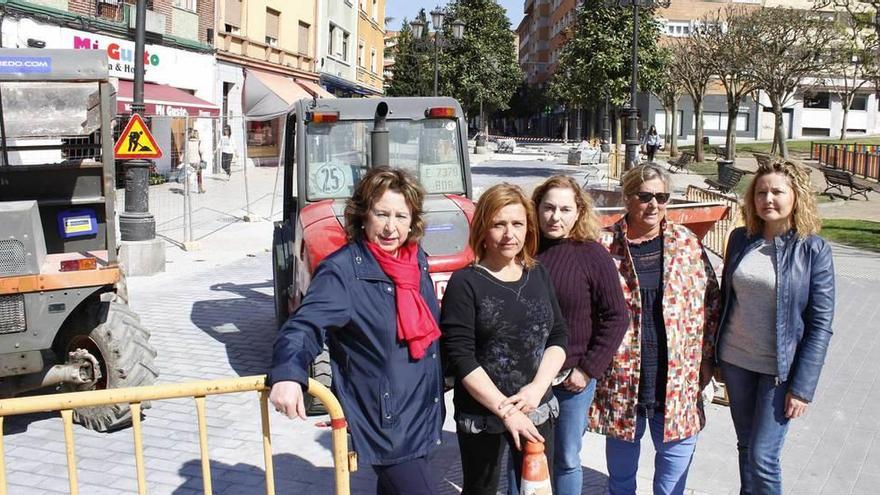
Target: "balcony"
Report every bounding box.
[218,31,314,73]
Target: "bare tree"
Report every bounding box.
[668,34,714,163]
[749,7,836,158]
[814,0,880,140]
[700,6,762,160]
[654,58,683,158]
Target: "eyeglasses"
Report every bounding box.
[633,192,671,204]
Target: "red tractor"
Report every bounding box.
[272,97,475,413]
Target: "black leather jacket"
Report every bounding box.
[717,227,835,402]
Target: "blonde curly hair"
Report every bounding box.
[742,158,821,238]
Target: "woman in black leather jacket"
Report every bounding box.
[717,159,835,495]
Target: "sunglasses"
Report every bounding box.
[633,192,671,204]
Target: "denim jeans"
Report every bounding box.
[721,361,791,495]
[553,379,597,495]
[605,411,698,495]
[504,380,596,495]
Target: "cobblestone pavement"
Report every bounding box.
[3,152,878,494]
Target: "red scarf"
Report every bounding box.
[365,241,441,360]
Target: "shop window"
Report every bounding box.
[850,94,868,111]
[266,8,280,47]
[298,22,311,56]
[804,92,830,109]
[248,120,276,147]
[173,0,197,12]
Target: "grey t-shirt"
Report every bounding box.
[720,239,778,375]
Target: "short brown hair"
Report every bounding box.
[621,163,671,197]
[742,158,821,238]
[531,175,601,242]
[344,167,426,243]
[470,183,539,268]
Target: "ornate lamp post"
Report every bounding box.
[410,8,465,97]
[608,0,670,169]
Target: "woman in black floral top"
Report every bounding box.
[441,183,567,495]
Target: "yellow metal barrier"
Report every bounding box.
[0,376,356,495]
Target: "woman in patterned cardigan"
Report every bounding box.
[590,163,721,495]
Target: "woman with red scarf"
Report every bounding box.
[269,168,444,495]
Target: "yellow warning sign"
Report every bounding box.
[114,114,162,159]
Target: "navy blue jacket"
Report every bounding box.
[717,227,835,402]
[269,240,444,466]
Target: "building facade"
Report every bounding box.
[216,0,325,166]
[356,0,385,95]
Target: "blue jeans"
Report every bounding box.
[721,361,790,495]
[553,379,597,495]
[505,380,596,495]
[605,411,698,495]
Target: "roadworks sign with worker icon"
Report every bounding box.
[114,114,162,159]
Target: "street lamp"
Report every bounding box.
[607,0,671,170]
[410,7,464,96]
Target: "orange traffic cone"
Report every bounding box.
[520,440,552,495]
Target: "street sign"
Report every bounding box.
[113,114,162,159]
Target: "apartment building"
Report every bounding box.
[216,0,328,165]
[355,0,385,95]
[383,30,398,90]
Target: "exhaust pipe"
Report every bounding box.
[371,102,389,168]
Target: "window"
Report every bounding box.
[298,22,311,55]
[329,25,336,55]
[224,0,241,29]
[370,48,377,73]
[358,40,365,67]
[372,0,378,21]
[804,92,830,109]
[173,0,197,11]
[802,127,831,137]
[266,8,280,47]
[665,21,691,37]
[700,112,748,132]
[850,94,868,111]
[342,32,350,61]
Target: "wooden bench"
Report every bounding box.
[705,166,747,196]
[821,167,874,200]
[666,152,694,174]
[702,136,726,159]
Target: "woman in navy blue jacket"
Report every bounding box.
[717,159,835,494]
[269,168,444,495]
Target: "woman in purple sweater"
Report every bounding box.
[532,175,630,495]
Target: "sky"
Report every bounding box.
[385,0,525,32]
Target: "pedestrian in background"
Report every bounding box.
[592,163,720,495]
[269,168,444,495]
[531,175,630,495]
[220,124,236,178]
[643,125,662,163]
[717,159,834,495]
[441,183,567,495]
[186,128,205,194]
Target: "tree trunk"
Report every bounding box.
[694,98,705,163]
[771,98,788,158]
[726,99,739,161]
[574,106,583,142]
[563,106,570,144]
[671,98,679,157]
[840,106,849,141]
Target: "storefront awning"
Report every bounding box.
[297,79,336,99]
[116,81,220,118]
[244,69,312,121]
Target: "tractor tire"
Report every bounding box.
[59,299,158,432]
[304,350,332,416]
